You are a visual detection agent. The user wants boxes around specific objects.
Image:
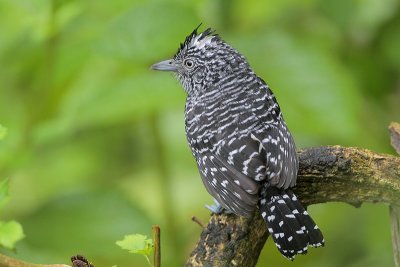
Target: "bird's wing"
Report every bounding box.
[208,81,298,189]
[195,152,259,217]
[248,79,299,189]
[247,123,298,189]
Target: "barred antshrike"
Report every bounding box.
[151,26,324,259]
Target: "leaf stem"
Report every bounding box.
[144,255,152,267]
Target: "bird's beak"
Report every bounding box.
[151,59,177,72]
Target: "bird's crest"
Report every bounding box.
[174,25,219,58]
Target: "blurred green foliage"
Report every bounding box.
[0,0,399,266]
[0,178,24,250]
[0,125,7,140]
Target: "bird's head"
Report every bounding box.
[151,26,250,96]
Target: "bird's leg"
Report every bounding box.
[205,199,233,214]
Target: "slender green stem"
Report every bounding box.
[144,255,152,267]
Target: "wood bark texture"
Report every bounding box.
[185,145,400,267]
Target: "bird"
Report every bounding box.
[151,25,324,260]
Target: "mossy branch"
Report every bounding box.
[185,146,400,267]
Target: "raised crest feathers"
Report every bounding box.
[174,24,219,58]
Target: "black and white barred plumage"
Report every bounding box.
[151,26,324,260]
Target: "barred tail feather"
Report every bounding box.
[283,190,325,248]
[259,187,324,260]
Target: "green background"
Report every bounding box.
[1,0,399,266]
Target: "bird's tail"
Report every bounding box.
[259,186,324,260]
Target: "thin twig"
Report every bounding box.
[191,216,205,228]
[152,225,161,267]
[390,205,400,267]
[389,122,400,267]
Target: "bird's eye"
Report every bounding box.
[184,59,194,68]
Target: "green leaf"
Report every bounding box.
[116,234,153,256]
[0,178,10,208]
[0,220,25,250]
[0,125,7,140]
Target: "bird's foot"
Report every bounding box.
[205,199,233,215]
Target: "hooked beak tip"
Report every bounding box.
[151,59,177,71]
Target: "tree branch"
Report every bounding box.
[0,254,70,267]
[0,254,94,267]
[185,146,400,267]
